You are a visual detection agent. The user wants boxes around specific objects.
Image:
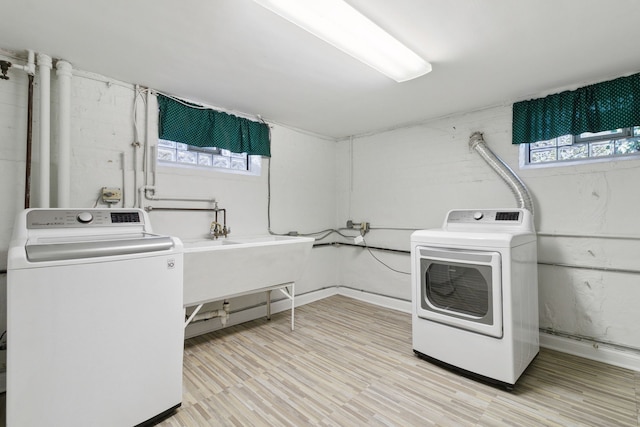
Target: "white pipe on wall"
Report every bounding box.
[144,89,152,187]
[141,185,216,203]
[120,151,128,208]
[133,85,141,208]
[56,60,72,207]
[37,53,52,208]
[11,50,36,75]
[132,144,139,207]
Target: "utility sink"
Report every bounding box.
[182,235,314,307]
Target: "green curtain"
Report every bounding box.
[157,94,271,157]
[512,72,640,144]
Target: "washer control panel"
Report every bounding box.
[27,209,143,229]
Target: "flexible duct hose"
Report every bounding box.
[469,131,535,216]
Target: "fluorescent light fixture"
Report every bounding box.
[253,0,432,82]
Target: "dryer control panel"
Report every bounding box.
[447,210,521,224]
[444,209,535,234]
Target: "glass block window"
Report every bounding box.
[523,127,640,166]
[157,139,261,175]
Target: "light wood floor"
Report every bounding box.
[159,295,640,426]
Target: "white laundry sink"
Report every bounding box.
[182,239,241,249]
[182,235,314,306]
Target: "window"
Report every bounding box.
[522,127,640,166]
[157,139,261,175]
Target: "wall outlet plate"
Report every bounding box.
[101,187,122,204]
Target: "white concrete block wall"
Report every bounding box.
[338,104,640,351]
[66,75,139,209]
[2,48,639,358]
[0,52,339,338]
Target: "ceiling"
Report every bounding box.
[2,0,640,139]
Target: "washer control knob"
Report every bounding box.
[473,211,484,220]
[77,212,93,224]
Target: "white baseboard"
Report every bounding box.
[336,287,411,313]
[539,332,640,372]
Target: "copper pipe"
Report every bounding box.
[25,73,34,208]
[215,208,226,230]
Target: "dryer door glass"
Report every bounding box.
[416,247,503,338]
[425,262,490,318]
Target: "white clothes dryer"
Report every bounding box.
[411,209,538,389]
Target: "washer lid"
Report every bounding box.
[25,233,175,262]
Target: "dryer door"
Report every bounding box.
[416,246,503,338]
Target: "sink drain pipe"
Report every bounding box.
[469,131,535,216]
[184,300,230,328]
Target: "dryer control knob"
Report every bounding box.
[473,211,484,220]
[77,211,93,224]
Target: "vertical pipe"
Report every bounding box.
[24,74,34,208]
[56,60,72,207]
[133,144,139,207]
[37,53,52,208]
[120,152,127,208]
[151,145,157,186]
[144,89,152,187]
[133,85,140,208]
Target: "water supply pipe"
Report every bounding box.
[56,60,72,207]
[3,50,37,208]
[145,88,153,187]
[469,131,535,216]
[20,52,36,208]
[37,53,52,208]
[132,141,140,207]
[25,73,34,208]
[9,50,36,75]
[141,185,216,203]
[120,152,127,207]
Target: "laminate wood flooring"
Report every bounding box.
[159,295,640,426]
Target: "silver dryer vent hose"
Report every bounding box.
[469,131,535,216]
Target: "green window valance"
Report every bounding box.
[157,94,271,157]
[512,72,640,144]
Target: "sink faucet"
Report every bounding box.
[210,221,229,239]
[209,202,230,239]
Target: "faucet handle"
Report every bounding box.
[210,221,222,239]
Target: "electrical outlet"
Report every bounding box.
[101,187,122,204]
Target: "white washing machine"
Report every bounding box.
[411,209,538,388]
[7,208,184,426]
